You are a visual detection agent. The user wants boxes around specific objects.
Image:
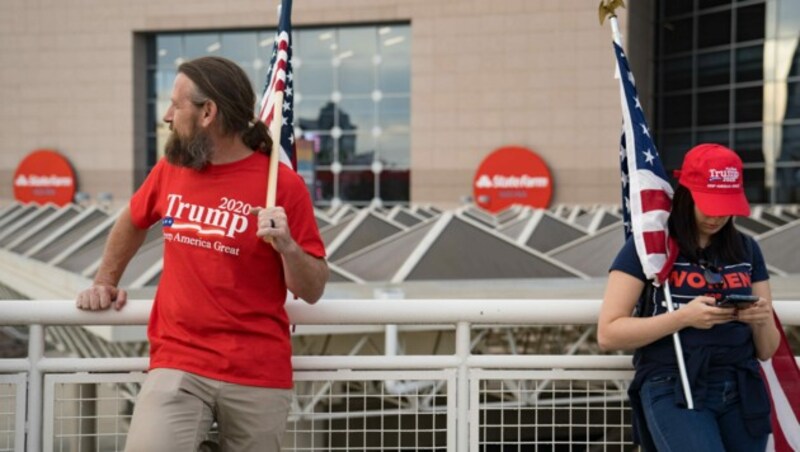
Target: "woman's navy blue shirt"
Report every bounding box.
[610,234,771,450]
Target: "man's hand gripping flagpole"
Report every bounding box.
[599,0,695,409]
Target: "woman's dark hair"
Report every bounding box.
[177,56,272,153]
[668,184,745,264]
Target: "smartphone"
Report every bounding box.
[716,294,759,308]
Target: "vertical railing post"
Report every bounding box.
[26,324,44,452]
[455,321,470,452]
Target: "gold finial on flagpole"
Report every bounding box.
[598,0,625,25]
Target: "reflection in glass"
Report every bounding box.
[147,24,411,205]
[156,36,182,69]
[184,33,219,59]
[295,62,334,97]
[379,63,411,93]
[339,171,374,201]
[380,170,410,201]
[339,59,375,94]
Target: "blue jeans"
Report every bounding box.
[639,375,768,452]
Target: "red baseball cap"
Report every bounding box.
[674,143,751,217]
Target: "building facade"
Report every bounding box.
[1,0,797,208]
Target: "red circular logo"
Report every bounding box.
[473,146,553,213]
[13,149,77,206]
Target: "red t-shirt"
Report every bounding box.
[129,152,325,388]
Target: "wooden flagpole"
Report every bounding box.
[599,0,695,410]
[266,2,285,209]
[266,90,284,208]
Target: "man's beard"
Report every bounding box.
[164,127,214,170]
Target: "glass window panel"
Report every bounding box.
[379,96,410,132]
[658,132,693,170]
[339,58,375,95]
[297,98,335,132]
[734,127,764,163]
[790,45,800,77]
[313,169,334,201]
[155,70,177,101]
[661,56,692,91]
[184,33,219,59]
[696,129,730,146]
[698,11,731,49]
[736,45,763,82]
[338,27,377,59]
[339,133,376,165]
[780,124,800,162]
[221,32,257,68]
[743,168,768,203]
[379,26,410,57]
[697,50,730,87]
[304,131,334,165]
[297,28,337,60]
[664,0,693,17]
[736,4,765,42]
[697,89,730,125]
[698,0,730,10]
[663,18,693,54]
[339,170,375,202]
[295,61,334,97]
[734,86,762,123]
[379,170,410,202]
[662,94,692,128]
[379,62,411,94]
[156,35,182,69]
[377,132,410,167]
[785,82,800,119]
[338,98,375,131]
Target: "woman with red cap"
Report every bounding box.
[598,143,780,451]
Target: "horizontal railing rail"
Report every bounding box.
[1,298,798,452]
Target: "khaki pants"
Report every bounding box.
[124,368,292,452]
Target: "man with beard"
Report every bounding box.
[76,56,328,452]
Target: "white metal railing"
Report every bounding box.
[1,299,798,451]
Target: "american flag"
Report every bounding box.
[614,42,676,283]
[258,0,296,170]
[613,41,800,451]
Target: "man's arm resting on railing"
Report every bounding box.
[76,207,148,311]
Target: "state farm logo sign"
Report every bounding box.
[13,149,77,206]
[473,146,552,212]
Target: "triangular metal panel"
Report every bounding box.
[387,206,425,228]
[6,205,82,253]
[523,211,588,253]
[547,224,624,277]
[0,204,38,230]
[399,214,586,282]
[756,219,800,273]
[335,220,437,282]
[0,204,58,246]
[26,207,110,262]
[319,214,356,246]
[734,216,775,235]
[327,211,406,262]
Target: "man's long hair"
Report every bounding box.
[177,56,272,152]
